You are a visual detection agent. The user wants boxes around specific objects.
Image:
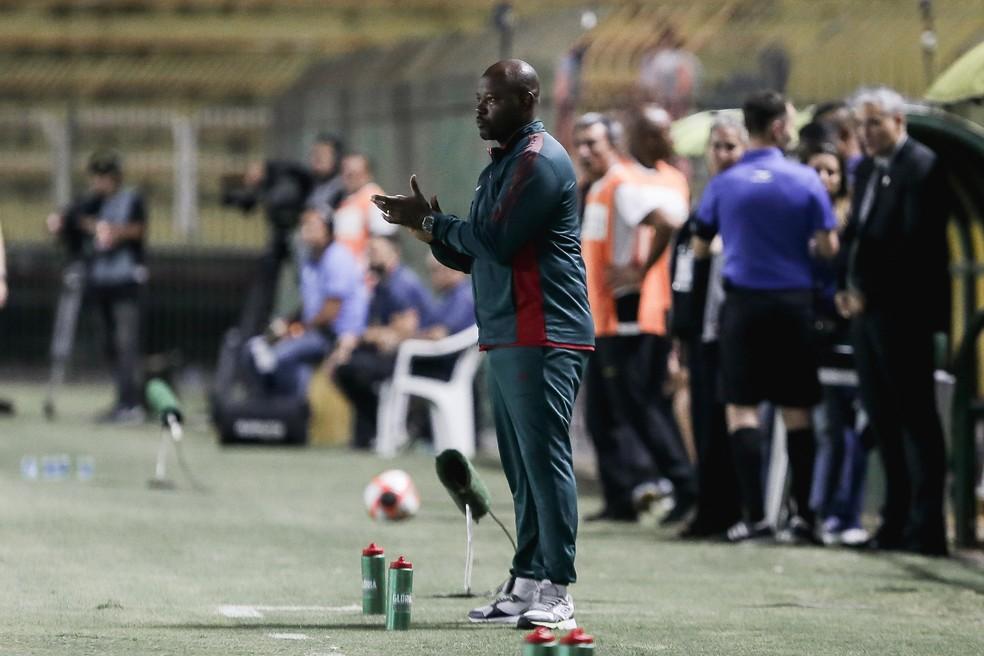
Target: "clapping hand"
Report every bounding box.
[371,175,432,231]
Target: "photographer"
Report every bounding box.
[246,211,368,399]
[241,133,345,224]
[46,150,148,425]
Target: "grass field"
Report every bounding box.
[1,382,983,656]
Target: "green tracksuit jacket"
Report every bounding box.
[430,120,594,350]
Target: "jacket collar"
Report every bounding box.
[874,134,909,170]
[739,147,784,163]
[490,120,544,161]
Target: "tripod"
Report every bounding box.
[210,220,294,410]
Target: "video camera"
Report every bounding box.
[221,161,314,233]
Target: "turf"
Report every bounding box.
[1,383,982,656]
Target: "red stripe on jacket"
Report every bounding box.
[492,133,541,223]
[496,134,548,344]
[513,242,547,344]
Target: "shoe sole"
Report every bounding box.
[517,617,577,631]
[468,615,520,626]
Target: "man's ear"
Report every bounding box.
[521,91,537,113]
[771,117,786,143]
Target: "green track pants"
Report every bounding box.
[486,346,589,586]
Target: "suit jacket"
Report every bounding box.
[839,136,950,332]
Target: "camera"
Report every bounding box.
[221,161,314,233]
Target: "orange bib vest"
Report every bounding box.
[582,160,689,337]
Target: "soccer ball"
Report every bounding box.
[364,469,420,521]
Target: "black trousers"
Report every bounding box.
[333,346,459,450]
[91,284,142,408]
[333,346,397,450]
[584,334,696,516]
[687,339,742,532]
[851,311,947,554]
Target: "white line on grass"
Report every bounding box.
[267,633,309,640]
[218,604,360,618]
[218,605,263,618]
[255,605,361,612]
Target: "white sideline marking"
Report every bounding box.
[218,604,360,618]
[268,633,309,640]
[255,605,360,613]
[219,605,263,618]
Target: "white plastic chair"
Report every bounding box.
[376,324,482,458]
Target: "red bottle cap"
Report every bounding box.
[524,627,556,644]
[362,543,384,557]
[560,628,595,645]
[390,555,413,569]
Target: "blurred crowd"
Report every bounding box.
[571,86,949,556]
[40,138,476,440]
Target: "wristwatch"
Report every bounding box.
[421,214,435,235]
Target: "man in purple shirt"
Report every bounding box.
[692,90,839,544]
[247,211,368,398]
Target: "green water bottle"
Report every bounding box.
[361,543,386,615]
[523,627,558,655]
[559,628,595,655]
[385,555,413,630]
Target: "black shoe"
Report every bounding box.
[903,534,949,557]
[659,491,696,526]
[585,508,637,523]
[852,527,906,552]
[777,516,822,546]
[726,520,774,544]
[678,520,721,540]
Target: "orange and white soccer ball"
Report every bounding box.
[364,469,420,521]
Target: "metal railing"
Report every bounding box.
[0,105,270,249]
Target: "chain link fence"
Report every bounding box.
[0,105,271,249]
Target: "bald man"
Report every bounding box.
[373,59,593,630]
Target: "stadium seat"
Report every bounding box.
[375,324,481,459]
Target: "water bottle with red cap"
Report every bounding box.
[385,555,413,630]
[361,543,386,614]
[559,628,595,654]
[523,626,558,655]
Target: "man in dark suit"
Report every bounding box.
[836,87,950,556]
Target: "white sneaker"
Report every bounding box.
[631,479,673,513]
[517,581,576,631]
[468,576,538,625]
[248,336,277,374]
[839,527,870,546]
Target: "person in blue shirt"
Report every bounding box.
[246,211,368,399]
[692,90,839,544]
[332,235,436,449]
[421,254,475,339]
